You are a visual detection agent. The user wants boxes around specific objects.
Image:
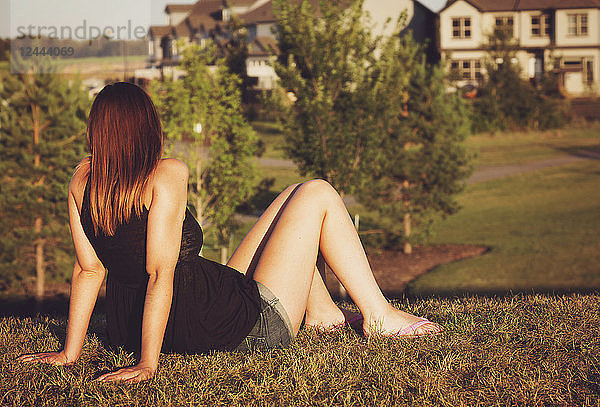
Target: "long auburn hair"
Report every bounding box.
[83,82,163,236]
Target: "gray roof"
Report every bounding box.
[442,0,600,12]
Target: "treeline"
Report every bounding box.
[0,74,88,298]
[1,37,147,59]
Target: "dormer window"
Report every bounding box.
[568,13,588,36]
[452,17,471,39]
[531,14,551,37]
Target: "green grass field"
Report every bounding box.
[408,159,600,295]
[466,123,600,166]
[54,55,146,68]
[251,121,287,160]
[407,124,600,295]
[2,294,599,405]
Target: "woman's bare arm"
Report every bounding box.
[140,159,188,370]
[18,163,105,365]
[98,158,189,383]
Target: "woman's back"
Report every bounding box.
[80,177,203,286]
[77,160,261,354]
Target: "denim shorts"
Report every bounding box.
[234,281,294,352]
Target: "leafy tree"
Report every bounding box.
[272,0,403,196]
[271,0,472,253]
[359,56,472,253]
[150,44,260,263]
[0,72,88,298]
[223,15,253,104]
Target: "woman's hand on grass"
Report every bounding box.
[17,350,75,366]
[96,363,156,383]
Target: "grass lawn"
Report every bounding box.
[466,123,600,167]
[3,122,600,405]
[251,121,287,160]
[54,55,147,68]
[408,159,600,295]
[2,294,599,406]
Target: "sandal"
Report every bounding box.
[393,317,443,338]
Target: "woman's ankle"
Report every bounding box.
[304,307,345,328]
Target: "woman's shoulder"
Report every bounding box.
[152,158,189,188]
[147,158,189,205]
[146,158,189,219]
[154,158,188,179]
[69,157,91,212]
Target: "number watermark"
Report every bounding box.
[7,0,154,74]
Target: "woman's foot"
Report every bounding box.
[363,304,442,337]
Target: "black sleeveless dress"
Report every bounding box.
[80,180,261,354]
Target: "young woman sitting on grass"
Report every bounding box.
[17,82,441,383]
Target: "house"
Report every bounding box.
[145,0,437,88]
[439,0,600,96]
[146,0,279,84]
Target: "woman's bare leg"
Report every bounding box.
[303,253,345,328]
[227,183,346,328]
[227,183,302,275]
[248,179,440,336]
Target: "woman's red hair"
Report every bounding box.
[83,82,163,236]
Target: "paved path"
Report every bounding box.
[257,157,297,168]
[259,149,600,185]
[466,150,600,184]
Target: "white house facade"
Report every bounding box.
[440,0,600,96]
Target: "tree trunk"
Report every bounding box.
[32,100,45,299]
[403,212,412,255]
[220,246,228,265]
[34,217,45,300]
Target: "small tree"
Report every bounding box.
[271,0,471,253]
[272,0,406,196]
[150,44,260,263]
[359,57,472,253]
[223,15,253,105]
[0,38,9,61]
[0,72,88,298]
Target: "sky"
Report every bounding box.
[0,0,448,39]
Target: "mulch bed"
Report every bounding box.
[325,244,488,298]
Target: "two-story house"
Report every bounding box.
[146,0,283,84]
[145,0,436,88]
[439,0,600,96]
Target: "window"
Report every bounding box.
[451,59,482,81]
[568,13,588,36]
[586,59,594,85]
[531,14,551,37]
[494,16,514,37]
[563,58,595,86]
[452,17,471,38]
